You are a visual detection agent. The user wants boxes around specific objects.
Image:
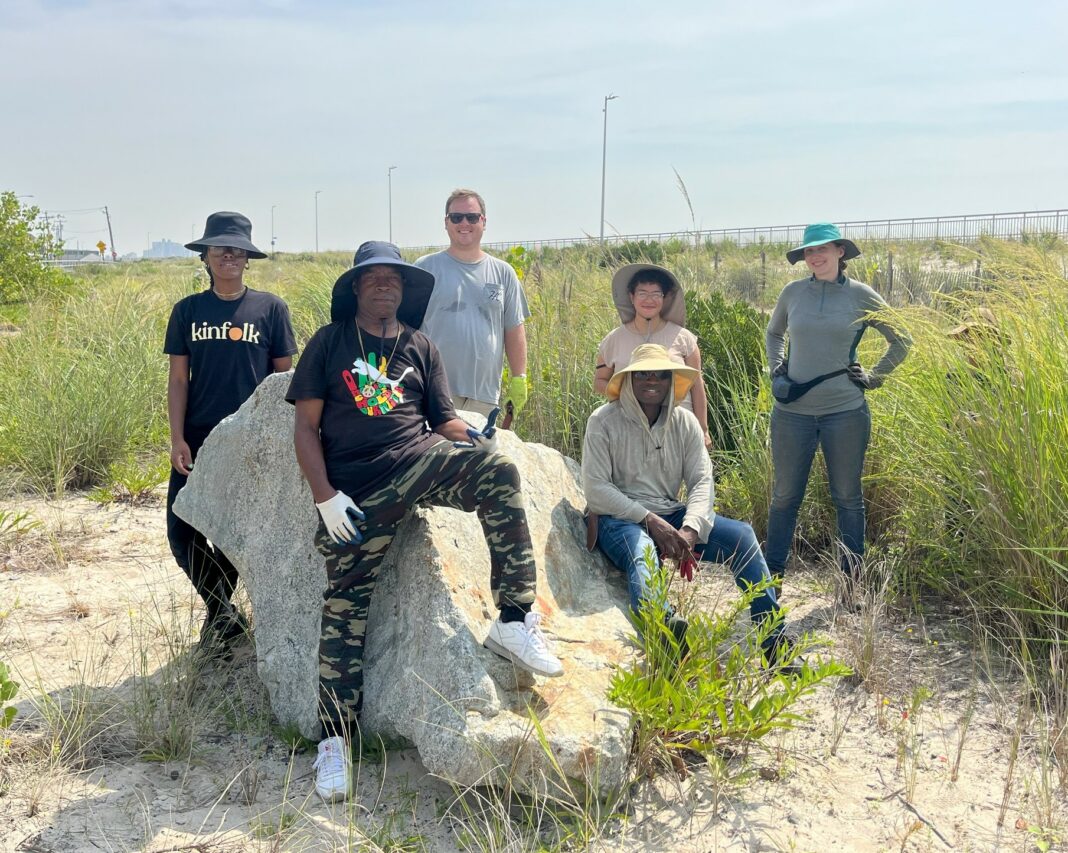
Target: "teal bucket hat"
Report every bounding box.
[786,222,861,265]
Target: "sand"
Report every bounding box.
[1,493,1064,852]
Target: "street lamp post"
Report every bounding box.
[599,94,619,243]
[270,204,277,257]
[314,190,322,253]
[387,166,398,243]
[599,94,618,243]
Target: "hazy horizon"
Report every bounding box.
[5,0,1066,255]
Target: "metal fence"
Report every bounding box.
[464,208,1068,253]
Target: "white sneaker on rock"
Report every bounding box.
[484,612,564,678]
[313,735,351,801]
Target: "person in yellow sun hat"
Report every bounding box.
[581,343,798,670]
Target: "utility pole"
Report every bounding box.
[388,166,397,243]
[103,206,117,260]
[271,204,277,257]
[600,93,619,243]
[314,190,322,253]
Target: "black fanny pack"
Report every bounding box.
[772,325,867,404]
[772,367,851,403]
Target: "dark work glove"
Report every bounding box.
[454,407,500,452]
[847,363,884,390]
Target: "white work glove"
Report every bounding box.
[315,491,365,545]
[454,407,500,454]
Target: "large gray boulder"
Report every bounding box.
[174,372,633,795]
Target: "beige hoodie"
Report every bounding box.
[581,375,714,542]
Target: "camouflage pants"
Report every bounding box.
[316,441,537,736]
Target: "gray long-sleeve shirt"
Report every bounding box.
[581,379,714,542]
[766,275,911,416]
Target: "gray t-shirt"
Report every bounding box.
[416,251,530,405]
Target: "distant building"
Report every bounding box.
[143,239,193,259]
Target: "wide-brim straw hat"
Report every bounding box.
[330,240,436,327]
[605,343,699,402]
[786,222,861,266]
[185,211,267,259]
[610,263,687,325]
[947,306,999,339]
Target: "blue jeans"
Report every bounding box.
[765,401,871,579]
[596,507,781,642]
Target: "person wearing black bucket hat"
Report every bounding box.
[764,223,910,605]
[164,211,297,653]
[286,241,562,802]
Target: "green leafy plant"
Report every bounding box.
[0,660,18,730]
[0,508,41,545]
[684,288,766,453]
[88,455,169,505]
[608,550,849,779]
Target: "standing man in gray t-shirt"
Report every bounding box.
[416,188,531,419]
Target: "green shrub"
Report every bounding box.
[684,289,766,453]
[608,552,848,777]
[0,191,68,304]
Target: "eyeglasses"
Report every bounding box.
[206,246,248,257]
[633,290,665,301]
[633,370,672,380]
[447,212,483,224]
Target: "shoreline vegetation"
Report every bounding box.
[2,234,1066,849]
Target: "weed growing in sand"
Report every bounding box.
[0,508,40,545]
[894,685,931,800]
[608,553,848,780]
[0,660,18,729]
[125,596,228,762]
[20,635,125,768]
[87,454,168,505]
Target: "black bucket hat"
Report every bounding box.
[330,241,436,327]
[185,211,267,259]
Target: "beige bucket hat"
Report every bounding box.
[610,264,687,325]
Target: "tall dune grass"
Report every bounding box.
[1,240,1066,653]
[868,242,1068,640]
[0,278,175,494]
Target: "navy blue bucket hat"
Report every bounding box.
[330,241,436,327]
[185,211,267,259]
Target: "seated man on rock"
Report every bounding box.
[581,343,794,666]
[287,241,563,802]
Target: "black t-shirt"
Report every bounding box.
[163,288,298,431]
[286,321,457,501]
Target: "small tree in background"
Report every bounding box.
[0,190,65,303]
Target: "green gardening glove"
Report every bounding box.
[504,374,529,416]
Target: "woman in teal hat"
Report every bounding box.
[764,223,911,603]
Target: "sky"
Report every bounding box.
[3,0,1067,255]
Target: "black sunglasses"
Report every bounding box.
[447,212,483,224]
[634,370,672,380]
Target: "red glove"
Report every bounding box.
[679,553,697,582]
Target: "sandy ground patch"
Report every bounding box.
[1,494,1064,851]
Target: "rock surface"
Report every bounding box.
[174,372,633,794]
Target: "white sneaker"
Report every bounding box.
[313,735,351,801]
[484,612,564,678]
